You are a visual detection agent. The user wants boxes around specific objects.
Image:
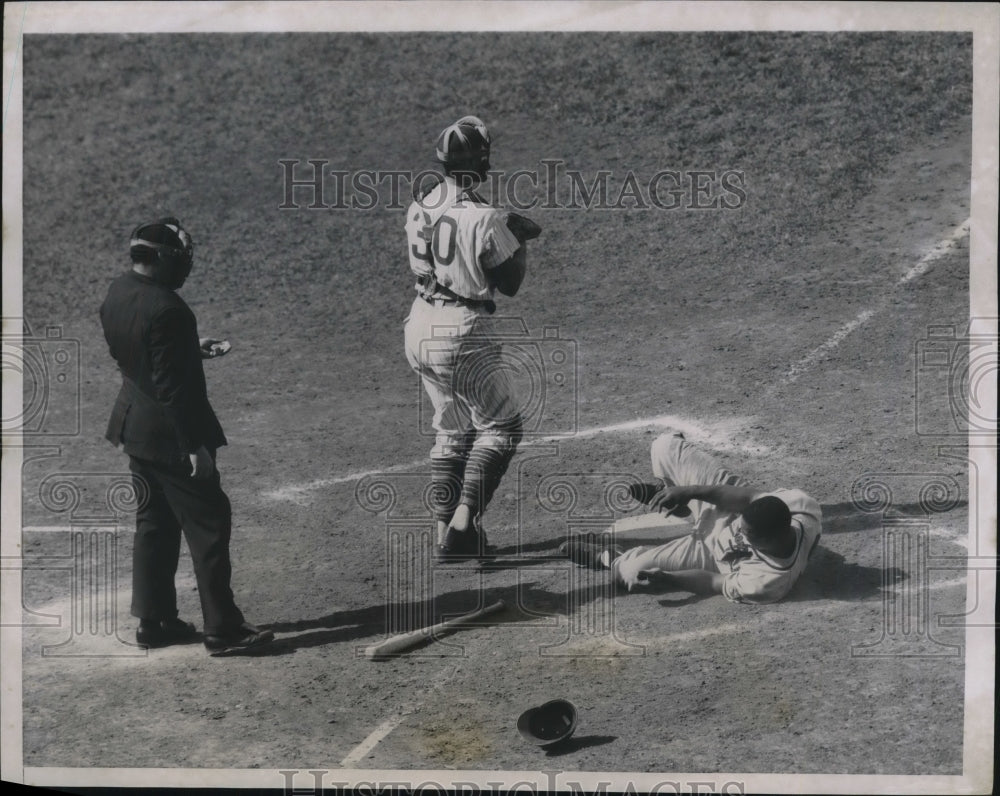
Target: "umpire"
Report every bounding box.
[100,217,272,655]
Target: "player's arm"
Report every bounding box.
[649,484,766,515]
[636,569,724,594]
[480,211,525,296]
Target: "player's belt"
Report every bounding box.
[421,293,495,313]
[417,277,495,313]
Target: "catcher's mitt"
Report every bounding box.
[505,212,542,242]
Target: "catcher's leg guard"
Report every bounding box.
[430,457,467,524]
[458,416,522,522]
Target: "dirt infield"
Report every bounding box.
[10,25,990,788]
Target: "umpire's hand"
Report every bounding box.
[189,446,215,479]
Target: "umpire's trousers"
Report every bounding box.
[128,454,245,635]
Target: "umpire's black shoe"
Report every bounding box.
[204,623,274,656]
[136,617,200,648]
[559,534,622,569]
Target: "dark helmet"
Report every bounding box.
[435,119,491,175]
[454,115,491,147]
[516,699,578,748]
[130,217,194,273]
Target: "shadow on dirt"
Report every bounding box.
[820,500,969,534]
[786,546,906,603]
[247,582,616,656]
[244,529,910,657]
[543,734,617,756]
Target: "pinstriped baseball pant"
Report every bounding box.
[403,296,521,458]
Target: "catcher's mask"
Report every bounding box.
[435,120,491,179]
[516,698,578,748]
[130,217,194,286]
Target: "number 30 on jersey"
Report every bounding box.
[410,210,457,267]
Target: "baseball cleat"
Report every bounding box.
[559,533,622,569]
[436,524,494,563]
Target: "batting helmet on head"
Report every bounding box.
[516,699,578,748]
[130,217,194,272]
[435,120,491,174]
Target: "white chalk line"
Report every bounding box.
[781,218,970,386]
[261,413,764,503]
[339,662,459,767]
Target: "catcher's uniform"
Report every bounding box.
[403,176,523,461]
[611,433,822,604]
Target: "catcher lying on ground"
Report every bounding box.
[561,432,822,604]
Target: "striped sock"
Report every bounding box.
[460,447,512,517]
[430,458,467,523]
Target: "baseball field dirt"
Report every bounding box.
[8,17,994,792]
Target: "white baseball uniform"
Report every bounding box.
[611,433,823,604]
[403,176,523,459]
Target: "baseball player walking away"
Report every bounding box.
[101,217,274,655]
[562,432,822,603]
[403,115,533,562]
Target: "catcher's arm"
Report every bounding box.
[487,212,540,296]
[490,246,526,297]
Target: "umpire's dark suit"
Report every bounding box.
[101,270,245,635]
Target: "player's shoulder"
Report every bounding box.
[767,488,821,516]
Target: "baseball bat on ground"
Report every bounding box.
[363,599,506,660]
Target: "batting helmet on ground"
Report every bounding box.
[516,698,578,747]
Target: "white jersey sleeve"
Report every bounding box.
[479,213,520,270]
